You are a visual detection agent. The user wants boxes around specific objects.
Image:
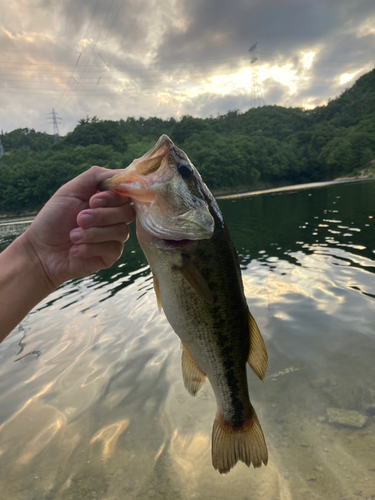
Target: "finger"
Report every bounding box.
[70,223,130,245]
[89,190,132,208]
[77,205,136,229]
[71,241,124,267]
[57,166,125,201]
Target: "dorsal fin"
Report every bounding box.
[247,310,268,382]
[181,344,206,396]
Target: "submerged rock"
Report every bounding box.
[365,403,375,416]
[326,407,368,428]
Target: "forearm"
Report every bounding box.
[0,234,55,343]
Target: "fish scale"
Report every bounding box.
[99,134,268,474]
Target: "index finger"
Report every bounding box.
[89,190,133,209]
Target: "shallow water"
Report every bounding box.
[0,180,374,500]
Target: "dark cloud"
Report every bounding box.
[0,0,374,134]
[262,79,290,106]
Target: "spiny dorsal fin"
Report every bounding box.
[174,255,213,305]
[153,273,162,312]
[247,310,268,382]
[181,344,206,396]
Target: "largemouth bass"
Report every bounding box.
[99,135,268,474]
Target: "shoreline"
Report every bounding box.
[214,173,375,200]
[1,174,374,219]
[216,176,375,200]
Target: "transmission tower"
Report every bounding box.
[48,108,62,142]
[249,43,265,108]
[0,139,4,156]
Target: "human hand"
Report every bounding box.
[20,166,135,291]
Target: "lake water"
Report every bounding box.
[0,179,374,500]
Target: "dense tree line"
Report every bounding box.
[1,67,374,214]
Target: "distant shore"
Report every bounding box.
[1,173,374,220]
[214,170,375,199]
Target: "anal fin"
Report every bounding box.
[181,344,206,396]
[247,310,268,382]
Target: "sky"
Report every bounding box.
[0,0,374,136]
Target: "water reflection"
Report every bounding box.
[221,179,375,268]
[0,180,374,499]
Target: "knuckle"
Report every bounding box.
[81,227,96,242]
[89,165,103,175]
[76,243,89,257]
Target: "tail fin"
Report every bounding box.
[212,409,268,474]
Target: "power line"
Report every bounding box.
[99,0,126,49]
[55,0,102,109]
[0,70,371,94]
[108,0,148,66]
[1,60,372,93]
[1,53,372,74]
[76,0,116,84]
[61,0,149,111]
[0,53,248,69]
[57,0,121,111]
[83,0,101,40]
[78,0,148,106]
[0,80,361,97]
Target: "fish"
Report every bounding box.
[99,135,268,474]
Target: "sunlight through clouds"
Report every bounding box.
[339,72,356,85]
[0,0,374,133]
[302,52,316,69]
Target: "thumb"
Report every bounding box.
[56,166,125,201]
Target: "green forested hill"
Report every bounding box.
[1,68,374,214]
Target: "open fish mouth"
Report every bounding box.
[99,135,215,242]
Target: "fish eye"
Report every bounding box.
[177,162,192,179]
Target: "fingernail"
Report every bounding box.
[70,230,81,243]
[70,245,78,256]
[80,213,94,226]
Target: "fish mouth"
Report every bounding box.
[99,134,215,242]
[159,238,193,248]
[98,135,173,201]
[98,154,171,203]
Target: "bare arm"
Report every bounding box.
[0,166,135,343]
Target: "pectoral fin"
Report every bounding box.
[181,344,206,396]
[153,273,162,312]
[247,310,268,382]
[174,255,213,305]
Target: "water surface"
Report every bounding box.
[0,180,374,500]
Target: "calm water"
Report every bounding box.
[0,180,374,500]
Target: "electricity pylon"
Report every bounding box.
[48,108,62,142]
[249,43,265,108]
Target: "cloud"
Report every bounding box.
[0,0,374,134]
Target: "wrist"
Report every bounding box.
[17,231,57,296]
[0,234,56,342]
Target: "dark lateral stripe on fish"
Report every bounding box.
[102,135,269,474]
